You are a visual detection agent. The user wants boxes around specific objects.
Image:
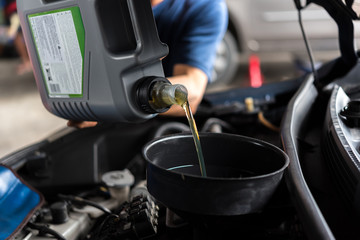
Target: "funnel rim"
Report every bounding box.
[143,132,289,181]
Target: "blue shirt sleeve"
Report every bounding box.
[170,1,228,81]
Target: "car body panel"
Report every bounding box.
[226,0,359,58]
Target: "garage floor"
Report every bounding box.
[0,59,67,158]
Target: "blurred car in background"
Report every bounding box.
[210,0,360,89]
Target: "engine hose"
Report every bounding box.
[153,122,190,138]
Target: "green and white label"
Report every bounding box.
[28,7,85,98]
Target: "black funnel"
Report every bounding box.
[143,133,289,217]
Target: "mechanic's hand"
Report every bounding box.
[67,120,98,128]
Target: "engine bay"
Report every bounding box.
[2,66,360,239]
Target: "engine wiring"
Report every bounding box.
[58,194,113,215]
[258,112,280,132]
[26,222,66,240]
[245,96,280,132]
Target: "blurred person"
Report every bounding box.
[68,0,228,128]
[0,0,31,75]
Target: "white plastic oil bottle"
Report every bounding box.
[17,0,176,122]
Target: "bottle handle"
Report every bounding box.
[127,0,168,63]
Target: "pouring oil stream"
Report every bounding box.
[173,85,207,177]
[182,101,207,177]
[151,82,207,177]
